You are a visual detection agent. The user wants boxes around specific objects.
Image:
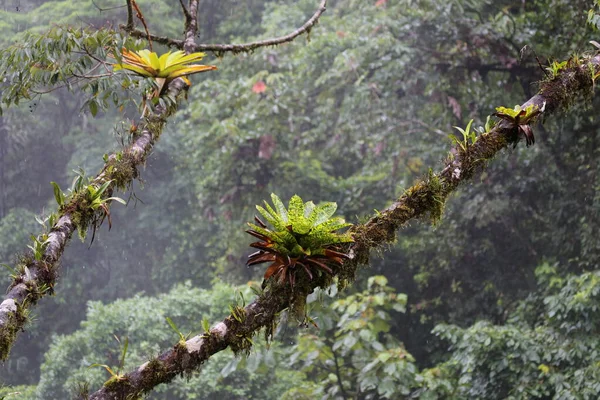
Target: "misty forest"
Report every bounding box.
[1,0,600,399]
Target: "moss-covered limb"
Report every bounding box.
[344,54,600,278]
[0,78,187,362]
[86,285,289,400]
[84,53,600,400]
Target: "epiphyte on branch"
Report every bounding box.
[493,103,544,147]
[246,194,353,288]
[112,48,216,96]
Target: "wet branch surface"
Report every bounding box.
[0,79,188,361]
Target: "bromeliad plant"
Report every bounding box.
[493,103,544,146]
[112,48,217,96]
[246,194,353,288]
[51,175,126,242]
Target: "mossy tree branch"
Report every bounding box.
[0,79,188,361]
[83,54,600,400]
[0,0,330,368]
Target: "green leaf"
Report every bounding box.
[93,180,113,200]
[50,182,64,206]
[270,193,288,224]
[256,204,281,229]
[1,263,17,276]
[312,202,338,227]
[484,115,494,132]
[89,99,98,117]
[495,105,521,119]
[464,119,473,133]
[453,126,466,136]
[165,317,184,340]
[201,317,210,333]
[368,275,388,289]
[88,364,116,377]
[287,194,305,223]
[118,337,128,371]
[247,223,280,242]
[377,352,392,363]
[106,197,127,205]
[314,218,352,234]
[303,201,316,218]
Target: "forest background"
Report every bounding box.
[1,0,600,398]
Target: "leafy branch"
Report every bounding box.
[0,64,189,362]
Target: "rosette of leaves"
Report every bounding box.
[246,194,353,287]
[112,48,217,96]
[493,103,543,147]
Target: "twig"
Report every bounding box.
[193,0,327,54]
[71,72,112,79]
[120,30,185,49]
[30,79,81,94]
[178,0,192,24]
[81,46,113,69]
[331,341,350,399]
[90,0,126,12]
[131,0,152,51]
[125,0,133,30]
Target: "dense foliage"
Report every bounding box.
[1,0,600,398]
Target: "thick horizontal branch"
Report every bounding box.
[85,54,600,400]
[123,0,327,55]
[0,79,189,361]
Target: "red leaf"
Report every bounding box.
[252,81,267,94]
[375,0,387,6]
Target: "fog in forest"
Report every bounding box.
[1,0,600,399]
